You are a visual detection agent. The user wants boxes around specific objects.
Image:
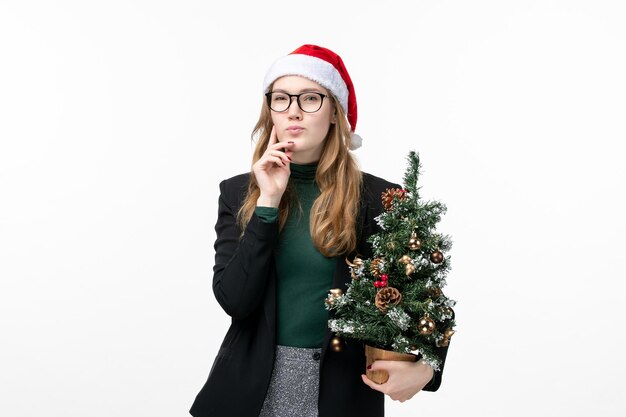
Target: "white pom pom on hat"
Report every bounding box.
[263,44,362,150]
[349,133,362,150]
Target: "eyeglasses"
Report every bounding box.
[265,91,328,113]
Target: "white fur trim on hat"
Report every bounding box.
[349,132,362,150]
[263,54,349,114]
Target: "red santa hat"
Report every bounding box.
[262,44,362,150]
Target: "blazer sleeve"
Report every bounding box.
[422,344,449,391]
[212,178,279,320]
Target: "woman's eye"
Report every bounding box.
[273,95,288,101]
[303,94,319,102]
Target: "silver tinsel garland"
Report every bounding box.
[386,307,410,331]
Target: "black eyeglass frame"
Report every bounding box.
[264,91,329,113]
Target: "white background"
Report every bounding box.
[1,1,625,416]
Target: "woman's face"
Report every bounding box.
[269,75,335,164]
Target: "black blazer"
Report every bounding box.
[190,172,448,417]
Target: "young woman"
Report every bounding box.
[190,44,449,417]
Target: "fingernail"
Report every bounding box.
[288,141,294,144]
[287,156,292,161]
[367,365,371,370]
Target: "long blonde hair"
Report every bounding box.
[237,93,362,257]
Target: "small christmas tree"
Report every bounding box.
[325,151,456,372]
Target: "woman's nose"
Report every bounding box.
[287,98,302,119]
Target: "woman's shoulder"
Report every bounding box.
[219,172,250,188]
[216,172,250,207]
[361,171,402,196]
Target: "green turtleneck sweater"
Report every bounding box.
[254,163,335,348]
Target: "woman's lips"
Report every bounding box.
[286,127,304,135]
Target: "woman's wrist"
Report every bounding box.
[257,195,281,208]
[421,361,436,389]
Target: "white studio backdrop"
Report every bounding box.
[1,1,625,416]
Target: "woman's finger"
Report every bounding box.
[361,374,386,393]
[267,140,295,153]
[266,150,291,163]
[267,125,278,147]
[368,360,394,372]
[257,150,289,166]
[259,155,287,167]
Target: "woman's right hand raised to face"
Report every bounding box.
[253,126,294,208]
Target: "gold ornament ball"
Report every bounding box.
[430,250,444,264]
[329,288,343,298]
[405,263,416,275]
[325,288,344,306]
[417,314,436,335]
[408,232,421,250]
[330,336,343,352]
[408,239,421,251]
[399,255,412,265]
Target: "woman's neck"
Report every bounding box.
[289,148,322,165]
[290,161,318,181]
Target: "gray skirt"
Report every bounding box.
[258,345,322,417]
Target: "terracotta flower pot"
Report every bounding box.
[365,344,417,384]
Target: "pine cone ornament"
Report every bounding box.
[374,287,402,313]
[370,258,384,277]
[381,188,406,211]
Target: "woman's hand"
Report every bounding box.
[253,126,294,207]
[361,360,434,402]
